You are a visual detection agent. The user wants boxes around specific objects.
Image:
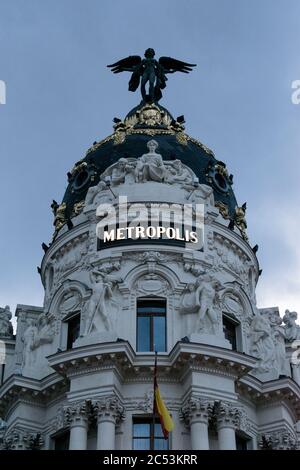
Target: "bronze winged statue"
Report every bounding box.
[107,48,196,102]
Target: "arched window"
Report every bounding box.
[136,297,167,352]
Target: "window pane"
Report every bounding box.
[154,422,164,437]
[54,432,70,450]
[133,423,150,438]
[67,315,80,349]
[153,316,166,352]
[138,307,166,313]
[137,316,150,351]
[154,438,168,450]
[223,317,237,351]
[133,438,150,450]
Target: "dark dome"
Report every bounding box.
[62,102,237,220]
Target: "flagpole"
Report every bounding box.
[152,349,158,448]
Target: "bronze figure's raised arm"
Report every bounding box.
[107,48,196,102]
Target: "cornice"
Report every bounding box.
[236,376,300,419]
[0,372,68,418]
[46,340,256,384]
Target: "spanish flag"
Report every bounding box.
[153,352,175,439]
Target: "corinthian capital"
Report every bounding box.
[64,400,92,425]
[259,430,297,450]
[215,401,241,428]
[3,428,44,450]
[180,397,213,426]
[93,395,125,424]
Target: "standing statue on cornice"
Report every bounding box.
[267,309,290,377]
[108,48,196,102]
[83,269,122,336]
[195,274,222,334]
[0,306,13,338]
[283,310,300,342]
[180,273,222,335]
[251,313,276,373]
[22,320,38,368]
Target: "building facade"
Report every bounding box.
[1,100,300,451]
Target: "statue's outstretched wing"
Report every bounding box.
[107,55,142,73]
[159,57,196,74]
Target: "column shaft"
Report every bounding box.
[218,425,236,450]
[69,419,88,450]
[97,417,116,450]
[191,420,209,450]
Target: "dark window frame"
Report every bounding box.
[235,432,250,450]
[136,297,167,352]
[222,313,239,351]
[1,363,5,385]
[52,430,70,450]
[65,311,81,350]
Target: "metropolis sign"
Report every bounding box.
[96,196,204,251]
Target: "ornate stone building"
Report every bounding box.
[1,100,300,451]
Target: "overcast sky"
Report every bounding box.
[0,0,300,325]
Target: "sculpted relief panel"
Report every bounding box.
[44,234,89,310]
[97,140,197,190]
[22,314,55,371]
[212,233,255,297]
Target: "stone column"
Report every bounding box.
[181,398,212,450]
[216,402,240,450]
[94,396,125,450]
[65,401,90,450]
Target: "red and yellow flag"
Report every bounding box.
[153,353,175,439]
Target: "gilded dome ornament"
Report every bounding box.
[215,201,230,219]
[136,103,165,127]
[207,161,232,194]
[53,202,67,236]
[234,203,248,241]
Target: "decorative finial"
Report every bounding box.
[107,49,196,102]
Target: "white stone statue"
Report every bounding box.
[22,320,38,368]
[266,309,290,377]
[135,140,167,183]
[85,180,107,206]
[111,158,136,185]
[83,269,122,335]
[251,313,276,372]
[283,310,300,342]
[166,159,193,185]
[181,274,221,335]
[0,305,13,338]
[195,274,221,334]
